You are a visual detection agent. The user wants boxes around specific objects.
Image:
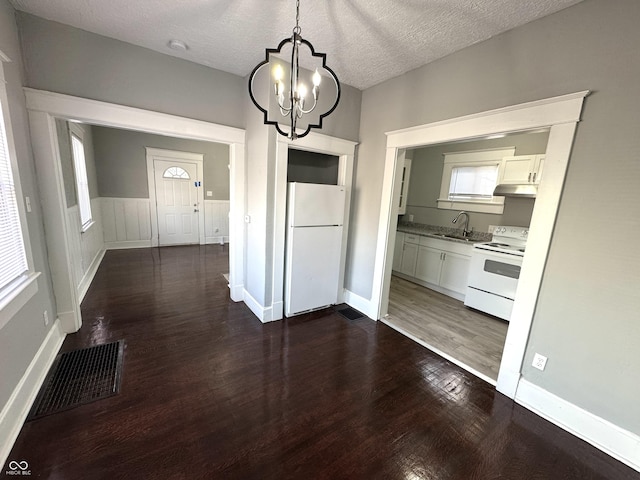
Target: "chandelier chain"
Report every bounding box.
[294,0,301,35]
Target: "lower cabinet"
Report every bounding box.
[393,232,472,300]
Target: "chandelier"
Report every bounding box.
[248,0,341,140]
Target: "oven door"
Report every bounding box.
[467,249,522,300]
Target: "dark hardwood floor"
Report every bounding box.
[4,245,638,479]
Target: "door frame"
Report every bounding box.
[24,88,246,333]
[146,148,205,246]
[371,91,589,398]
[270,132,357,321]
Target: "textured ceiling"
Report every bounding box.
[11,0,583,90]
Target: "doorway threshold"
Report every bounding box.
[380,316,497,386]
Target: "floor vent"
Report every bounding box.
[335,306,365,321]
[28,340,124,420]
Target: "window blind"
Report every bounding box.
[448,165,499,199]
[0,102,28,292]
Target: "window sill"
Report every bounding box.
[81,220,95,234]
[437,199,504,215]
[0,272,41,330]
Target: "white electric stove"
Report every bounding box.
[464,226,529,321]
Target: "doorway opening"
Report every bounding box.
[370,91,588,398]
[385,129,550,384]
[26,89,245,334]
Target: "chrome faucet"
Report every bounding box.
[452,211,471,237]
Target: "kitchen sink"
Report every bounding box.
[431,233,472,241]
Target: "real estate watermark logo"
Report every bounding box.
[5,460,31,476]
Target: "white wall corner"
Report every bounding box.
[0,319,66,468]
[515,379,640,473]
[243,289,278,323]
[343,289,378,320]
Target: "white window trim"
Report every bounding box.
[437,147,515,214]
[0,56,39,330]
[68,122,93,232]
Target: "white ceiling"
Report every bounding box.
[11,0,583,90]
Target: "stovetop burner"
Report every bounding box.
[473,226,529,257]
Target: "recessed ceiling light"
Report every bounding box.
[168,39,189,52]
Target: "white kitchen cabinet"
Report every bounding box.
[415,246,442,285]
[399,242,418,276]
[439,251,471,295]
[393,232,472,300]
[499,154,545,185]
[398,158,412,215]
[392,231,405,271]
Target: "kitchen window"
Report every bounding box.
[0,61,39,329]
[437,148,515,214]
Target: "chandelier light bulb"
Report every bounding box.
[298,83,308,99]
[312,69,322,87]
[273,64,284,82]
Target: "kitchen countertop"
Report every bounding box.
[397,221,492,245]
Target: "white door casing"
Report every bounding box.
[371,91,589,399]
[147,150,204,246]
[270,132,357,322]
[24,89,246,333]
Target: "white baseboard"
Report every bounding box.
[205,236,229,245]
[0,319,65,468]
[104,240,152,250]
[229,283,243,302]
[78,249,106,302]
[243,289,278,323]
[343,289,377,320]
[515,379,640,472]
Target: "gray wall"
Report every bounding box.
[0,1,56,410]
[16,12,362,142]
[17,13,245,129]
[287,149,339,185]
[351,0,640,435]
[405,131,549,231]
[92,126,230,200]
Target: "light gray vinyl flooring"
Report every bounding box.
[386,275,508,382]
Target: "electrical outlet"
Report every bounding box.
[532,353,547,371]
[408,214,414,222]
[43,310,49,326]
[206,191,213,197]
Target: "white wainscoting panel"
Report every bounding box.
[0,319,65,468]
[66,199,105,300]
[101,197,152,249]
[205,200,230,244]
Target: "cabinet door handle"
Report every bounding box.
[528,172,532,182]
[532,172,537,183]
[442,253,446,261]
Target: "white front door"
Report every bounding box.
[154,159,200,246]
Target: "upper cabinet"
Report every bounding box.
[398,158,412,214]
[499,154,545,185]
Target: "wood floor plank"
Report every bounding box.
[387,275,509,381]
[3,246,638,479]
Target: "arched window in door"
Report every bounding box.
[163,166,190,179]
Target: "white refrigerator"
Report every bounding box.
[284,182,346,317]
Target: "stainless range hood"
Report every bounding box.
[493,184,537,198]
